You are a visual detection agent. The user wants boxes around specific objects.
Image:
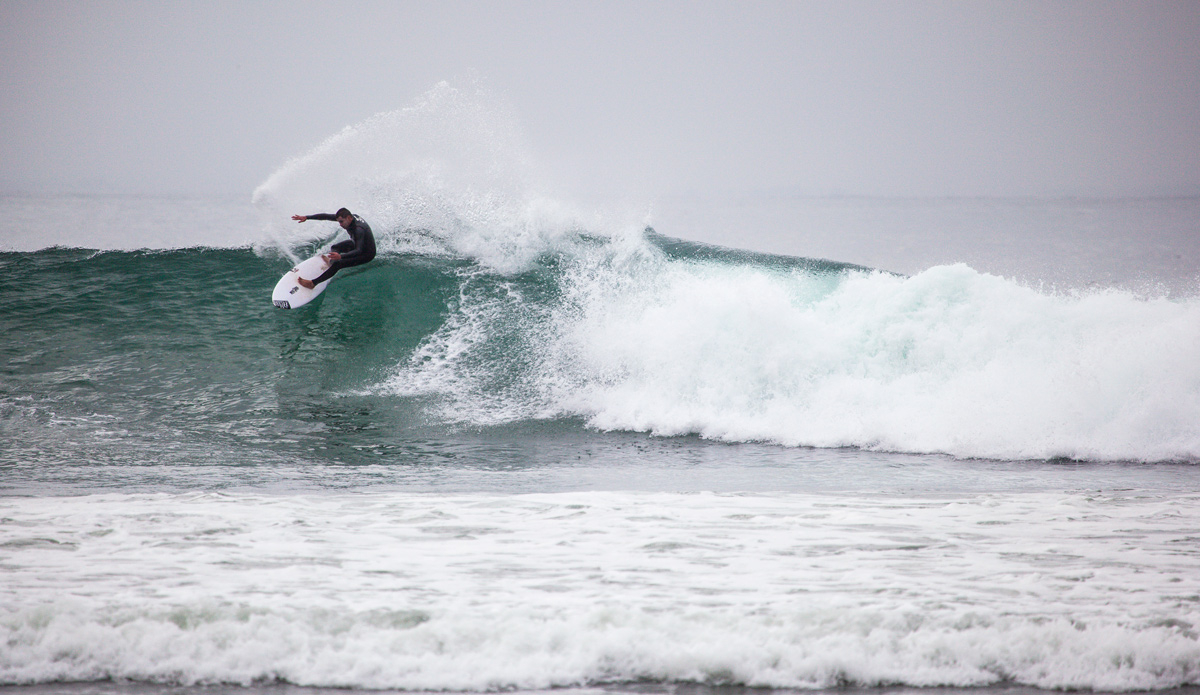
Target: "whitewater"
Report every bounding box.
[2,83,1199,694]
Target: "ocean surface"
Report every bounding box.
[3,87,1200,694]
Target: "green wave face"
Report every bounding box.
[1,247,467,473]
[3,231,1199,472]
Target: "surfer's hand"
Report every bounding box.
[323,252,342,263]
[292,215,307,223]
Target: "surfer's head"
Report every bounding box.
[336,208,353,229]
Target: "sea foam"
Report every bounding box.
[2,491,1198,691]
[384,241,1200,462]
[548,258,1200,461]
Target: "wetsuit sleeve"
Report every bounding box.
[305,213,338,221]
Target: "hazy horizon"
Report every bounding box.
[3,0,1199,203]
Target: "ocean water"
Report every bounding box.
[3,85,1200,693]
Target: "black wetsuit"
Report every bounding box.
[306,213,376,285]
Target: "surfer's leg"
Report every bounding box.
[298,260,344,288]
[308,259,350,286]
[311,253,376,285]
[303,253,375,288]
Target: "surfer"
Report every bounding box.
[291,208,376,289]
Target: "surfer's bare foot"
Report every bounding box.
[298,278,315,289]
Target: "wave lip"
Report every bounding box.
[388,245,1200,463]
[556,262,1200,462]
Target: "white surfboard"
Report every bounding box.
[272,253,331,309]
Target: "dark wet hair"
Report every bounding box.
[336,208,352,218]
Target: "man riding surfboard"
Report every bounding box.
[290,208,376,289]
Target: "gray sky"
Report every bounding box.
[3,0,1199,200]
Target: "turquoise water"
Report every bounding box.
[5,235,1196,495]
[0,239,913,494]
[2,210,1199,691]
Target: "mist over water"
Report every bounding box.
[242,83,1200,464]
[250,82,619,274]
